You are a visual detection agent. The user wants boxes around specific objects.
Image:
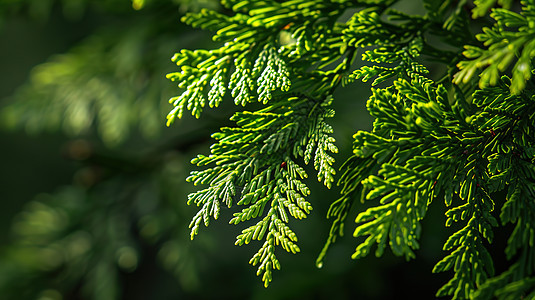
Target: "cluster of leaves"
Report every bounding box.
[455,0,535,93]
[171,0,535,298]
[333,75,535,299]
[165,0,374,287]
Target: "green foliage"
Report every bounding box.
[2,0,535,298]
[168,0,535,298]
[166,0,355,287]
[455,1,535,94]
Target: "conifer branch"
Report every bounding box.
[454,1,535,94]
[167,0,535,295]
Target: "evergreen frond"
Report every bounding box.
[343,7,429,85]
[184,94,340,286]
[472,0,514,18]
[454,1,535,94]
[333,74,535,299]
[164,0,535,294]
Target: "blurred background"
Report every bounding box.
[0,1,453,299]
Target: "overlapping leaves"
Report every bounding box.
[185,95,337,286]
[455,1,535,94]
[167,0,357,287]
[331,73,535,299]
[171,0,535,296]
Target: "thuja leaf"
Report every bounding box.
[454,2,535,94]
[166,0,535,296]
